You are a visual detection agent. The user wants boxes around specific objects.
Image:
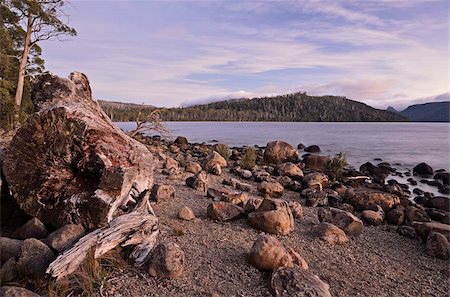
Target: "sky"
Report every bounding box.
[41,0,449,109]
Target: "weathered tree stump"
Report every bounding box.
[2,72,156,229]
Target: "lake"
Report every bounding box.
[116,122,450,171]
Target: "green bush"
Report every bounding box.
[241,147,256,170]
[215,143,231,160]
[325,152,347,181]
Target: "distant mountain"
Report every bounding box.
[99,92,407,122]
[386,106,399,113]
[399,101,450,122]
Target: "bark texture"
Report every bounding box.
[2,72,155,229]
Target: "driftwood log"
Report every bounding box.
[2,72,156,229]
[47,193,159,280]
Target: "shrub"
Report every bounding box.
[241,147,256,170]
[325,152,347,181]
[215,143,231,160]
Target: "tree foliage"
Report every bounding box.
[99,93,408,123]
[0,0,76,129]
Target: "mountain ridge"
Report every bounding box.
[99,92,408,122]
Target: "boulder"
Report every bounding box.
[186,171,208,192]
[303,172,329,190]
[396,226,417,239]
[253,170,272,182]
[243,197,264,213]
[0,286,40,297]
[425,232,449,260]
[285,247,309,270]
[207,202,245,222]
[17,238,56,278]
[304,145,321,153]
[222,178,252,192]
[263,141,299,164]
[425,197,450,211]
[202,151,227,175]
[248,234,293,271]
[11,218,47,240]
[164,157,179,170]
[305,191,328,207]
[361,206,384,226]
[0,257,17,284]
[207,186,248,206]
[178,206,195,221]
[404,206,430,223]
[413,163,434,177]
[434,172,450,185]
[302,155,330,171]
[150,184,176,202]
[147,242,185,278]
[288,201,303,219]
[276,163,304,180]
[174,136,188,146]
[248,198,295,235]
[270,267,332,297]
[257,181,284,198]
[412,222,450,242]
[0,237,22,263]
[46,224,86,253]
[318,207,363,236]
[185,161,202,174]
[345,188,400,212]
[385,207,404,225]
[1,72,155,229]
[313,222,349,245]
[359,162,390,184]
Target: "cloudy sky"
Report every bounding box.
[42,0,449,109]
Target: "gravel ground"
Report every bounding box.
[102,169,450,297]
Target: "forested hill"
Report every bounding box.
[399,101,450,122]
[99,92,408,122]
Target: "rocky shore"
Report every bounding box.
[1,72,449,296]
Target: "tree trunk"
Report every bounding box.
[2,72,156,230]
[14,14,33,124]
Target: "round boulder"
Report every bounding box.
[248,234,293,271]
[147,242,185,278]
[263,141,299,164]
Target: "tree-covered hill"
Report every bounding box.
[400,101,449,122]
[99,92,408,122]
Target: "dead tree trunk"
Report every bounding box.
[46,192,159,280]
[2,72,156,229]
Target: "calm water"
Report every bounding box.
[116,122,450,171]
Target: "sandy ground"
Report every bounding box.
[102,169,450,297]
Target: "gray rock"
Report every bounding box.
[147,242,185,278]
[257,181,284,198]
[11,218,47,240]
[0,257,17,284]
[263,141,299,164]
[412,221,450,242]
[178,206,195,221]
[313,222,349,245]
[270,267,332,297]
[396,226,417,239]
[46,224,85,253]
[425,231,449,260]
[318,207,363,236]
[17,238,56,278]
[0,237,23,263]
[0,286,40,297]
[207,202,245,222]
[385,207,404,225]
[150,184,176,202]
[186,171,208,192]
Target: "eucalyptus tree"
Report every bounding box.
[6,0,76,123]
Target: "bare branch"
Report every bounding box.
[128,109,172,140]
